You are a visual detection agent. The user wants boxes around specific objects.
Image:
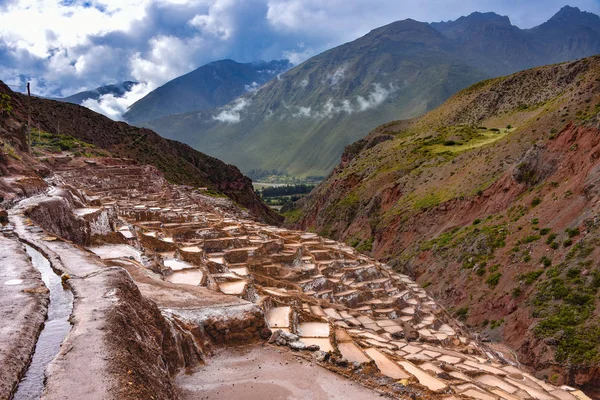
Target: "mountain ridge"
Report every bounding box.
[60,81,138,105]
[123,59,291,125]
[140,6,600,178]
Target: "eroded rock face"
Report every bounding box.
[24,189,120,246]
[106,271,204,400]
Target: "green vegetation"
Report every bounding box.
[31,129,108,157]
[0,93,12,116]
[490,319,504,329]
[282,207,303,224]
[532,236,600,364]
[355,237,374,253]
[565,227,580,238]
[486,272,502,288]
[540,256,552,267]
[455,306,469,321]
[426,125,514,155]
[256,183,316,209]
[519,270,544,284]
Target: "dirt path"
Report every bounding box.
[11,214,120,399]
[176,345,386,400]
[0,235,48,399]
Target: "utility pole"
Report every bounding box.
[26,82,31,153]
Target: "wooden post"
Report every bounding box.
[26,82,31,153]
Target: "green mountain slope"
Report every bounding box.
[124,59,291,125]
[143,19,486,177]
[142,7,600,178]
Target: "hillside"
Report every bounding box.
[292,55,600,394]
[0,80,281,225]
[141,6,600,178]
[60,81,138,104]
[124,59,291,125]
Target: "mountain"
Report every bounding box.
[0,80,282,225]
[142,19,487,178]
[61,81,138,104]
[123,59,292,125]
[291,55,600,393]
[141,6,600,178]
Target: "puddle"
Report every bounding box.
[218,280,247,295]
[164,258,195,271]
[165,269,204,285]
[13,245,74,400]
[88,244,142,262]
[297,322,330,338]
[73,207,100,216]
[265,306,291,328]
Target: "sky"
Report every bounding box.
[1,0,599,119]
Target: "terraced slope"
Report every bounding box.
[0,80,281,225]
[294,55,600,394]
[3,154,591,399]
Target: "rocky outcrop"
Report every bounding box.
[23,188,120,246]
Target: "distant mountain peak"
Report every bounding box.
[430,11,512,35]
[462,11,511,26]
[535,4,600,32]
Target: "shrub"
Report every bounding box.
[520,270,544,284]
[563,239,573,247]
[540,256,552,267]
[565,228,580,238]
[486,272,502,288]
[455,307,469,321]
[540,228,551,235]
[512,287,522,298]
[523,235,541,243]
[490,319,505,329]
[531,197,542,207]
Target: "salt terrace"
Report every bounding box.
[16,160,594,399]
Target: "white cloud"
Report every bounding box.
[282,47,315,65]
[326,65,347,87]
[245,81,260,92]
[212,97,251,123]
[82,82,154,120]
[293,106,312,117]
[291,82,395,119]
[2,0,600,121]
[356,82,391,111]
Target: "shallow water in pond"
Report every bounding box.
[165,269,204,285]
[12,245,74,400]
